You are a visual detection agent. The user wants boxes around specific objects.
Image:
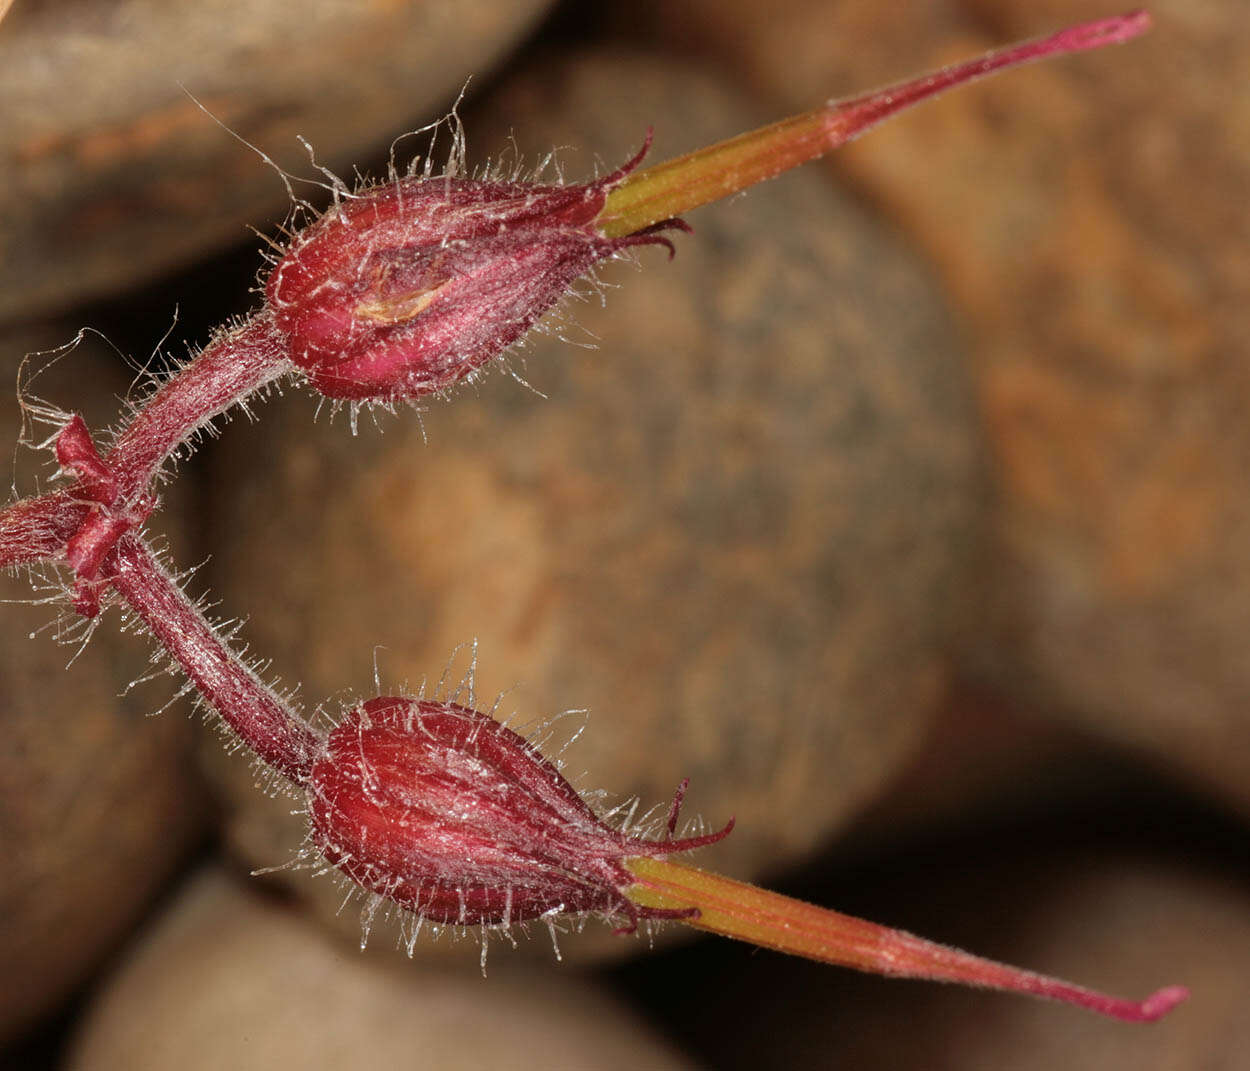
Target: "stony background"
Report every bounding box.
[1,2,1246,1067]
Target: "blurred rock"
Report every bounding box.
[201,49,980,959]
[0,325,206,1041]
[845,681,1140,845]
[626,0,950,94]
[68,868,695,1071]
[0,0,552,322]
[638,0,1250,813]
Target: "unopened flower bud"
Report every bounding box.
[267,140,686,401]
[306,696,731,928]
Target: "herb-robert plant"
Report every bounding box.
[0,11,1187,1024]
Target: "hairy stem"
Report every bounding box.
[102,534,321,783]
[625,857,1187,1023]
[106,312,291,509]
[1,312,290,572]
[0,490,89,568]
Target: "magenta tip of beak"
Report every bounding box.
[1056,10,1152,52]
[1010,10,1151,71]
[1135,985,1190,1023]
[1073,983,1189,1023]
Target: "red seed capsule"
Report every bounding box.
[306,696,731,929]
[267,139,687,402]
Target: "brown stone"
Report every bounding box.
[0,0,552,322]
[846,681,1130,844]
[638,0,1250,813]
[200,49,979,959]
[0,325,206,1041]
[67,868,695,1071]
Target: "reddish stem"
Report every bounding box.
[101,533,321,783]
[105,312,291,509]
[0,490,89,568]
[625,858,1187,1024]
[2,312,290,572]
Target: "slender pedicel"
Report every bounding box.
[102,534,320,782]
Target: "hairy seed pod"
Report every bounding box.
[266,140,687,401]
[306,697,731,929]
